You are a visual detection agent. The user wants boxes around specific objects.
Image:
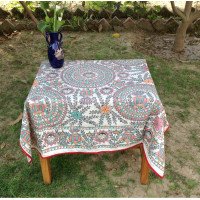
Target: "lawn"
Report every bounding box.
[0,31,200,197]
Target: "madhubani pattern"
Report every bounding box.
[20,59,169,177]
[61,61,115,88]
[113,84,157,121]
[64,91,98,126]
[90,89,128,126]
[27,86,67,129]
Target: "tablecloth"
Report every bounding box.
[20,59,169,177]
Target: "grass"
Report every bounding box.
[113,162,129,177]
[189,130,200,150]
[166,164,199,197]
[0,31,200,197]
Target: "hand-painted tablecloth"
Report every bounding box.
[20,59,169,177]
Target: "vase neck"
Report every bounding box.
[48,32,59,42]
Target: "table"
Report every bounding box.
[20,59,169,184]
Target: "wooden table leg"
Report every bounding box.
[140,144,149,185]
[39,154,52,184]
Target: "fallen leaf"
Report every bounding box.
[9,113,23,126]
[98,24,103,32]
[83,25,88,32]
[69,35,77,38]
[0,142,6,149]
[4,154,17,161]
[70,37,79,46]
[112,33,121,38]
[20,79,28,84]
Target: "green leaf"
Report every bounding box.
[40,1,49,10]
[45,16,50,23]
[37,21,51,33]
[55,20,65,32]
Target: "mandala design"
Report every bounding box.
[27,86,67,129]
[61,62,115,88]
[112,59,146,67]
[20,60,169,178]
[114,85,157,121]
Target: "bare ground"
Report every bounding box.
[120,30,200,61]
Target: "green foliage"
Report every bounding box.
[1,1,38,12]
[153,5,162,13]
[147,12,162,20]
[147,5,162,20]
[132,1,149,18]
[67,16,88,31]
[37,1,66,33]
[2,1,22,11]
[122,2,163,20]
[85,1,116,11]
[40,1,49,11]
[2,1,167,22]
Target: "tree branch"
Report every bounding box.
[171,1,186,20]
[190,9,200,22]
[19,1,38,25]
[184,1,193,19]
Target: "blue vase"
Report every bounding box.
[45,32,64,68]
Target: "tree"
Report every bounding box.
[19,1,38,25]
[171,1,200,52]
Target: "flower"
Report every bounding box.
[100,105,111,114]
[90,89,128,126]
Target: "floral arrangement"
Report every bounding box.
[37,1,66,33]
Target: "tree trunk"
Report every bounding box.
[173,20,190,52]
[19,1,38,25]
